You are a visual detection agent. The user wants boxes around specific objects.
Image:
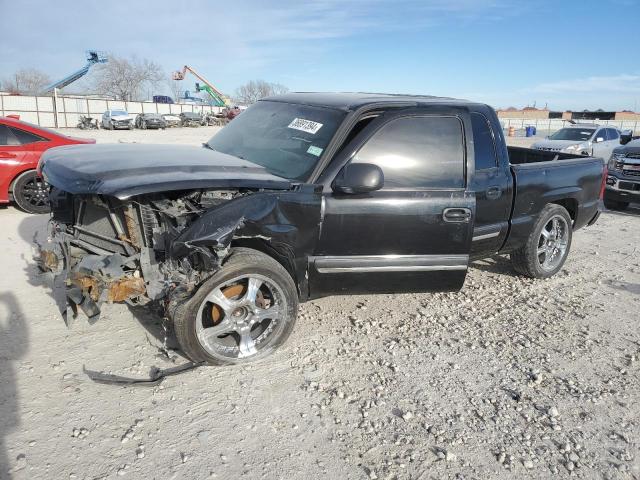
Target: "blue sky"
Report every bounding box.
[1,0,639,110]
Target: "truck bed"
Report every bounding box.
[507,146,584,164]
[502,146,604,253]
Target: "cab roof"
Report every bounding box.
[261,92,481,112]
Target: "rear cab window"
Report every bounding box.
[351,115,465,189]
[470,112,498,170]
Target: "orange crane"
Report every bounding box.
[172,66,228,107]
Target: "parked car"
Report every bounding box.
[222,105,243,121]
[135,113,167,130]
[37,93,604,364]
[0,116,95,214]
[162,114,181,127]
[532,123,622,161]
[604,133,640,210]
[180,111,203,127]
[101,110,134,130]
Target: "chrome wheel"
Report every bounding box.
[537,215,569,271]
[195,274,286,360]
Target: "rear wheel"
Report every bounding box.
[12,170,50,214]
[604,198,629,211]
[172,248,298,365]
[511,204,572,279]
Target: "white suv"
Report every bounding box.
[101,110,134,130]
[532,124,622,161]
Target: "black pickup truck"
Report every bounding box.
[604,138,640,210]
[37,93,605,365]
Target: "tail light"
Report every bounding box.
[599,164,607,200]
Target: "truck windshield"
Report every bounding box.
[206,100,346,181]
[549,128,595,141]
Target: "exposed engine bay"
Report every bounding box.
[37,188,255,322]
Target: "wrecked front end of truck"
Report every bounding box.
[37,189,232,322]
[34,144,321,331]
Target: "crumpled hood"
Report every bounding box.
[40,144,292,199]
[532,139,590,150]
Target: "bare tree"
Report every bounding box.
[167,78,183,101]
[235,80,289,104]
[1,69,52,95]
[92,55,163,101]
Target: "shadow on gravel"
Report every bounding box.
[470,255,519,277]
[605,279,640,295]
[126,305,181,353]
[603,205,640,217]
[0,292,28,478]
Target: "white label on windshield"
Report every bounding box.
[288,118,323,134]
[307,145,323,157]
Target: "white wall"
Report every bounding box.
[0,94,223,128]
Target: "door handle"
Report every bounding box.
[486,186,502,199]
[443,207,471,223]
[0,152,17,159]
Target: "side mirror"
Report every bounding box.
[595,137,604,143]
[620,130,632,145]
[332,163,384,194]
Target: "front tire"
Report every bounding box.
[12,170,50,214]
[172,248,298,365]
[510,204,572,279]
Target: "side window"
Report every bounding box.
[607,128,619,140]
[9,127,46,145]
[470,112,498,170]
[351,116,464,189]
[0,125,20,146]
[596,129,607,141]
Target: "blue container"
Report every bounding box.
[532,126,537,135]
[525,126,534,137]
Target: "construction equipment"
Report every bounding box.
[172,66,229,107]
[42,51,107,94]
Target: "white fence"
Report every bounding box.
[500,117,639,135]
[0,94,224,128]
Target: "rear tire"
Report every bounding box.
[171,248,298,365]
[510,204,572,279]
[604,198,629,211]
[12,170,50,214]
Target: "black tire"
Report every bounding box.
[510,204,572,279]
[12,170,50,214]
[172,248,298,365]
[603,198,629,211]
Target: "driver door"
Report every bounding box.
[308,110,475,298]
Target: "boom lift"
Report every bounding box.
[42,51,107,94]
[172,65,229,107]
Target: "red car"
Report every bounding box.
[0,116,95,213]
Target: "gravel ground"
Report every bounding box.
[1,128,639,480]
